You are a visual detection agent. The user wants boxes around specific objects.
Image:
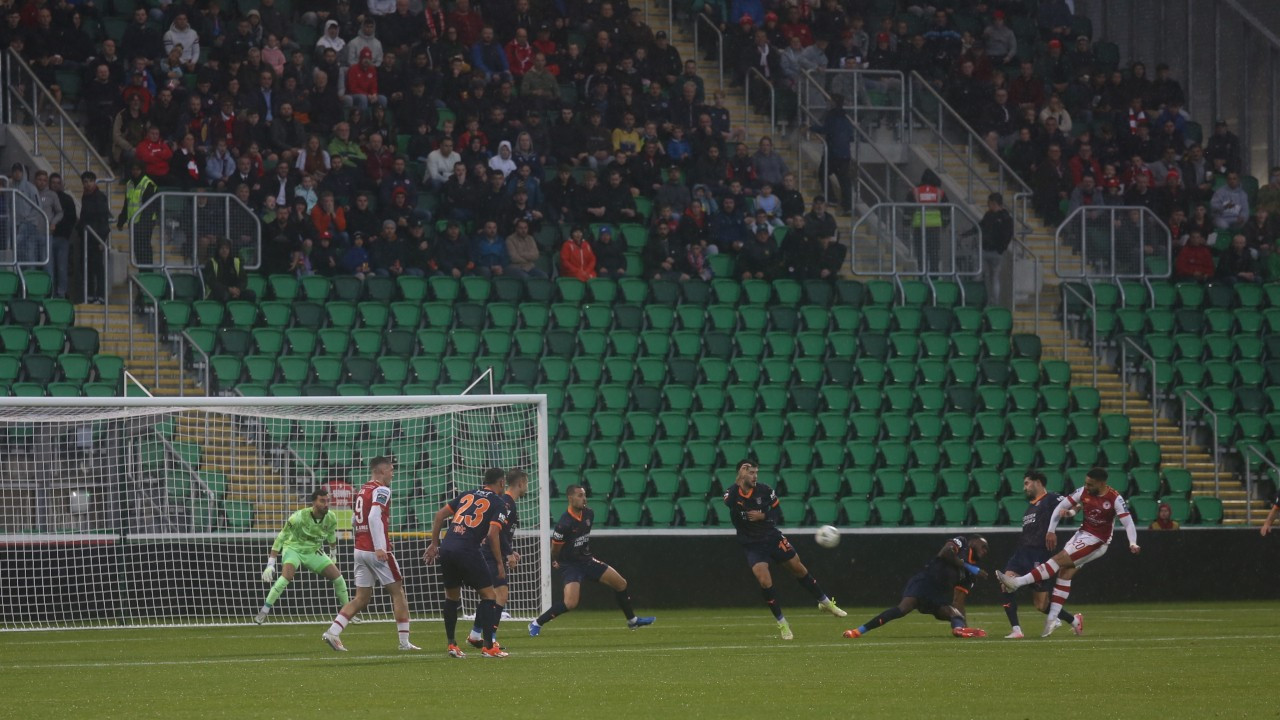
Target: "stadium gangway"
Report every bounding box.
[691,14,724,92]
[1053,206,1173,284]
[1242,447,1278,524]
[1119,335,1161,441]
[129,191,263,271]
[1060,282,1099,387]
[847,202,984,307]
[178,329,210,399]
[3,49,116,188]
[128,272,164,391]
[0,188,51,287]
[82,225,112,328]
[745,67,776,137]
[1180,389,1221,496]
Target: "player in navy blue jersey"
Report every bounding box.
[467,469,528,649]
[1261,490,1280,536]
[844,535,990,639]
[999,470,1082,639]
[424,468,510,658]
[724,460,846,640]
[528,484,655,636]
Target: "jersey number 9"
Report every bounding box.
[353,495,366,525]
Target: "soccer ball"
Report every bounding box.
[814,525,841,548]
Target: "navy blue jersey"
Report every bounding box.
[723,483,784,545]
[1273,491,1280,509]
[924,536,980,589]
[551,507,595,563]
[499,492,518,556]
[1016,492,1063,550]
[441,488,508,552]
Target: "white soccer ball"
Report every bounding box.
[814,525,841,548]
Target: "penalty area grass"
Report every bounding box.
[0,602,1275,719]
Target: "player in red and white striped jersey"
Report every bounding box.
[997,467,1140,637]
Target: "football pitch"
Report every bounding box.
[2,603,1275,719]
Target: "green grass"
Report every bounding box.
[2,603,1277,718]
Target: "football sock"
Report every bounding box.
[950,615,966,630]
[857,606,904,635]
[332,576,349,605]
[491,604,504,643]
[265,577,289,606]
[614,590,636,621]
[762,587,784,621]
[396,618,410,646]
[1059,608,1076,623]
[478,600,497,649]
[443,598,461,645]
[536,601,569,626]
[1026,559,1061,585]
[1002,594,1020,628]
[1047,579,1071,624]
[796,573,827,602]
[326,610,351,637]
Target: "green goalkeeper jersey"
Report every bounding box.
[272,508,339,554]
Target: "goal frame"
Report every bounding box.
[0,394,551,631]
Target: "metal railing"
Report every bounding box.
[848,202,983,281]
[82,225,111,326]
[692,13,724,91]
[1180,390,1221,494]
[3,49,115,187]
[745,67,776,136]
[1007,237,1042,335]
[1054,206,1172,280]
[0,188,51,269]
[1242,446,1279,524]
[158,433,216,531]
[801,69,906,134]
[1061,282,1099,386]
[130,192,262,270]
[178,329,211,399]
[127,274,162,389]
[1119,336,1160,439]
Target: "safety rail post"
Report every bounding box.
[82,225,112,328]
[128,274,162,390]
[179,329,211,398]
[693,14,724,91]
[1180,390,1220,495]
[1060,283,1098,386]
[1120,336,1160,439]
[746,67,776,135]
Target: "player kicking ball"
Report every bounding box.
[724,460,845,641]
[466,469,528,650]
[528,484,655,636]
[844,535,989,639]
[997,467,1139,637]
[256,487,349,624]
[998,470,1082,639]
[322,457,419,652]
[425,468,511,658]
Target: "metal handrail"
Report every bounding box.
[848,202,983,279]
[3,49,115,186]
[746,67,776,135]
[123,370,152,397]
[1007,236,1041,335]
[82,225,111,327]
[1054,205,1172,281]
[0,188,51,273]
[1061,282,1098,386]
[179,329,211,398]
[1119,336,1159,440]
[127,274,162,389]
[692,13,724,90]
[157,433,216,531]
[1242,446,1279,525]
[1179,390,1220,494]
[804,69,907,131]
[130,191,263,270]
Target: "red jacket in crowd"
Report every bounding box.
[136,138,173,177]
[559,239,597,281]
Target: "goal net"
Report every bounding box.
[0,395,550,631]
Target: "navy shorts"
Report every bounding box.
[483,554,508,588]
[902,571,954,615]
[1005,546,1053,593]
[439,547,493,591]
[560,558,609,584]
[742,535,798,567]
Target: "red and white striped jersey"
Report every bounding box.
[353,481,392,552]
[1065,486,1130,543]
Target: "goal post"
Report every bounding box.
[0,395,551,631]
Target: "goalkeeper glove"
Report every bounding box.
[261,557,277,583]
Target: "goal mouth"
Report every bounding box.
[0,395,551,630]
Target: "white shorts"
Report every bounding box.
[353,549,402,588]
[1064,531,1109,569]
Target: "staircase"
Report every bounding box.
[73,302,202,397]
[172,413,289,530]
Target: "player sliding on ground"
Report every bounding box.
[844,535,989,639]
[998,470,1082,639]
[466,469,528,649]
[724,460,845,641]
[528,484,655,636]
[322,457,418,652]
[425,468,511,658]
[997,467,1140,637]
[255,487,349,624]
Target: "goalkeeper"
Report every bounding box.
[255,487,350,624]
